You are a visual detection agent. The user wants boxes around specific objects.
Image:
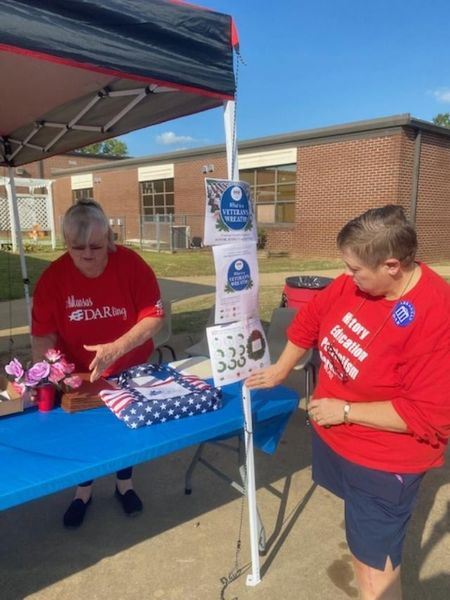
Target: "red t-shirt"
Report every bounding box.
[287,263,450,473]
[32,246,163,376]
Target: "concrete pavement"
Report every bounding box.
[1,399,449,600]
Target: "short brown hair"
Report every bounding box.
[337,205,417,268]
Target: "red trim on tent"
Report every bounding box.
[0,43,234,101]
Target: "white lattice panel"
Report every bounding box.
[17,195,50,231]
[0,194,50,232]
[0,195,11,230]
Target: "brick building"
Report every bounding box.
[0,152,121,180]
[47,114,450,261]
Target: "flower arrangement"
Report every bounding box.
[4,349,82,396]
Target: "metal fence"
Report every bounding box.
[125,214,205,251]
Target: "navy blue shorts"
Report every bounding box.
[311,429,424,570]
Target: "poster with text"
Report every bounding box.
[213,241,259,324]
[203,178,257,246]
[206,317,270,386]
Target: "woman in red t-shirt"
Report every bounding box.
[32,199,164,528]
[246,205,450,600]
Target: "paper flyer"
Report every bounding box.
[212,241,259,324]
[206,317,270,386]
[203,178,257,246]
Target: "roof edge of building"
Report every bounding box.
[52,113,450,177]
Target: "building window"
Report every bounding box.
[239,164,296,224]
[140,178,174,221]
[72,188,94,203]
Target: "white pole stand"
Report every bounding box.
[241,384,261,586]
[6,166,32,329]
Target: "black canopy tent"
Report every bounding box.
[0,0,237,166]
[0,0,239,319]
[0,0,267,587]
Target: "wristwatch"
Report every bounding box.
[343,402,352,423]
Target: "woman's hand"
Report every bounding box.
[308,397,347,427]
[245,364,286,389]
[84,342,121,382]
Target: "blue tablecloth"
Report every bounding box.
[0,381,298,511]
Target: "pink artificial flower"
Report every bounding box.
[5,358,24,381]
[49,363,66,384]
[59,358,75,374]
[63,375,83,390]
[11,381,26,396]
[44,348,62,363]
[25,361,51,387]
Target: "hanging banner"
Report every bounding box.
[213,241,259,324]
[206,317,270,386]
[203,178,257,246]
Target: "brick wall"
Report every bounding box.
[415,132,450,262]
[264,131,415,258]
[175,155,228,240]
[53,165,140,240]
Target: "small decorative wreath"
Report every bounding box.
[246,329,266,361]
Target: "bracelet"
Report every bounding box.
[343,402,352,423]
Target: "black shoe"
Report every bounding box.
[115,487,143,516]
[63,497,92,528]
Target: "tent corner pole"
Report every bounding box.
[241,384,261,586]
[223,101,239,180]
[7,166,32,332]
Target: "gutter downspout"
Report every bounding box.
[409,130,422,225]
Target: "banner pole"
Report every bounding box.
[241,383,261,586]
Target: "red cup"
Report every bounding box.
[36,384,56,412]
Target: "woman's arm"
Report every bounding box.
[308,397,408,432]
[84,316,164,381]
[245,341,309,389]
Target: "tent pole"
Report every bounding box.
[241,384,261,586]
[7,166,32,331]
[47,180,56,250]
[224,100,261,585]
[223,101,239,180]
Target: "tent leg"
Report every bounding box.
[241,384,261,586]
[223,100,239,180]
[6,166,32,331]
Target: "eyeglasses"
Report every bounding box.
[324,343,349,383]
[69,243,106,252]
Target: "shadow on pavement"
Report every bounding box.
[0,410,313,599]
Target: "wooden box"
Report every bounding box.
[0,375,24,417]
[61,373,117,413]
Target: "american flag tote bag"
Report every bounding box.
[99,363,222,429]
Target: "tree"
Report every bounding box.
[76,138,128,156]
[432,113,450,128]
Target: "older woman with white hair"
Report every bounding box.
[246,205,450,600]
[32,199,164,528]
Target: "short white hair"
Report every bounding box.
[63,199,115,251]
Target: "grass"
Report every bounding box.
[171,285,286,337]
[1,246,448,323]
[0,247,341,302]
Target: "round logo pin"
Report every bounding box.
[392,301,415,327]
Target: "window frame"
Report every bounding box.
[140,178,175,222]
[239,164,296,225]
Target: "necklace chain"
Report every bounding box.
[351,264,417,350]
